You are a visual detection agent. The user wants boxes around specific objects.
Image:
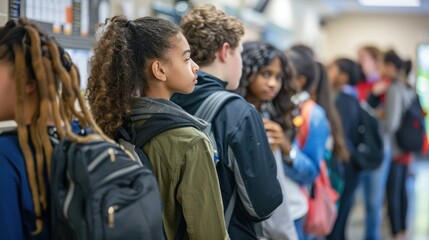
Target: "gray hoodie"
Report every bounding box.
[385,81,416,156]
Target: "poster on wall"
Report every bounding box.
[416,43,429,137]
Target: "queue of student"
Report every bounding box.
[0,4,426,240]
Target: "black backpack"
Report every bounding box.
[396,96,426,152]
[50,127,164,240]
[351,102,384,171]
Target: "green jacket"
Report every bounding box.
[130,98,229,240]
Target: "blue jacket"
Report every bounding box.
[0,123,81,240]
[172,71,283,240]
[283,100,329,185]
[0,130,50,240]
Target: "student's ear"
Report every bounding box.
[26,80,36,94]
[217,42,230,63]
[295,75,307,91]
[150,60,167,82]
[339,72,349,85]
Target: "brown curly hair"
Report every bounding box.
[86,16,181,137]
[0,18,107,234]
[181,4,244,67]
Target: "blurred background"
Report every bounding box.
[1,0,429,132]
[1,1,428,239]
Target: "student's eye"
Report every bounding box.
[185,57,191,62]
[261,71,270,78]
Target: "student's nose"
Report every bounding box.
[267,77,278,88]
[192,59,199,72]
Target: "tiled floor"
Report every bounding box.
[347,158,429,240]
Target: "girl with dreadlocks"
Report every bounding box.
[86,16,228,240]
[0,18,109,239]
[235,41,298,239]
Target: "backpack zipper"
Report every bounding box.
[87,148,117,172]
[107,205,118,228]
[95,164,141,187]
[63,171,75,219]
[63,163,139,224]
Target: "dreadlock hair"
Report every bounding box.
[236,41,296,130]
[0,18,109,234]
[86,16,181,138]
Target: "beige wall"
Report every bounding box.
[0,0,8,25]
[320,13,429,66]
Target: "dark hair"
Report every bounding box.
[86,16,181,137]
[285,49,318,92]
[237,41,296,129]
[0,18,105,234]
[313,62,350,162]
[180,4,244,66]
[335,58,362,86]
[291,44,315,60]
[384,49,412,76]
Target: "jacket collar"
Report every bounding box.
[197,71,228,89]
[129,97,208,130]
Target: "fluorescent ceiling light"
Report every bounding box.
[359,0,420,7]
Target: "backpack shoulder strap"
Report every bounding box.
[116,113,198,170]
[194,91,241,122]
[195,91,241,227]
[133,113,198,148]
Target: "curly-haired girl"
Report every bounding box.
[86,16,228,240]
[235,41,298,240]
[0,18,108,239]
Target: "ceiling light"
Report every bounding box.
[358,0,420,7]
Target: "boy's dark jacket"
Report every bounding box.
[172,71,283,239]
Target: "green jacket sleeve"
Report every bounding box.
[177,137,229,240]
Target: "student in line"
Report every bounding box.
[383,50,415,240]
[356,46,391,240]
[172,5,283,239]
[284,48,331,238]
[86,16,228,240]
[327,58,367,240]
[235,41,298,240]
[0,18,103,239]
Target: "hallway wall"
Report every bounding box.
[320,13,429,65]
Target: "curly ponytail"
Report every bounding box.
[87,16,181,137]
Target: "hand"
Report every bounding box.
[263,118,291,154]
[375,108,385,118]
[371,80,389,96]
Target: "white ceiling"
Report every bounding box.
[306,0,429,16]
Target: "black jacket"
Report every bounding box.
[172,71,283,239]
